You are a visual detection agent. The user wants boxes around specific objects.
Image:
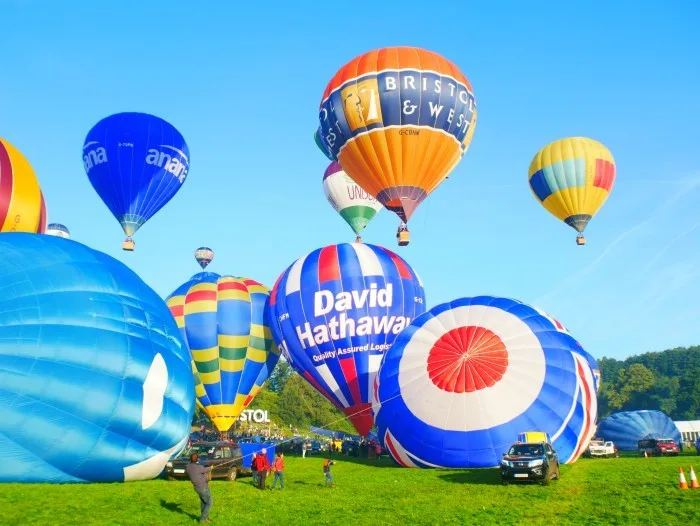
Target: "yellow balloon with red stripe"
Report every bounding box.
[318,46,477,224]
[0,138,47,233]
[528,137,616,244]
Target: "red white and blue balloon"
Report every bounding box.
[373,296,597,468]
[267,243,425,436]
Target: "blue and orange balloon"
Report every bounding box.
[529,137,616,245]
[82,112,190,251]
[0,234,194,483]
[267,243,426,436]
[373,296,598,468]
[166,272,280,432]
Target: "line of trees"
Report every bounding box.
[597,346,700,420]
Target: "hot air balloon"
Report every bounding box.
[318,46,478,246]
[596,410,682,451]
[0,138,47,233]
[194,247,215,269]
[166,272,280,434]
[373,296,597,468]
[83,112,190,251]
[268,243,426,436]
[529,137,616,245]
[323,162,382,243]
[46,223,70,239]
[314,127,335,160]
[0,234,194,483]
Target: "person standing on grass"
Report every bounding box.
[255,448,271,490]
[323,459,335,487]
[251,452,259,486]
[271,452,285,490]
[185,453,213,524]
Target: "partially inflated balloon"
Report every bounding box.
[46,223,70,239]
[529,137,615,244]
[82,112,189,248]
[323,162,382,238]
[268,243,425,436]
[194,247,215,269]
[318,46,477,224]
[314,127,335,160]
[0,234,194,483]
[0,138,47,233]
[373,296,597,468]
[596,410,682,451]
[166,273,280,432]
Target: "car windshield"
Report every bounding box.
[509,444,543,456]
[184,444,216,458]
[658,439,675,445]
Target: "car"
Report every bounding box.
[342,440,360,457]
[637,438,679,457]
[500,442,560,485]
[586,439,618,458]
[165,441,244,482]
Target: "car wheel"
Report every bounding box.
[553,467,560,480]
[501,479,509,486]
[227,468,238,482]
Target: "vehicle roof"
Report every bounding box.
[513,442,548,446]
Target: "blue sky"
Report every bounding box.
[2,1,699,360]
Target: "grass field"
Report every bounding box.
[1,452,698,525]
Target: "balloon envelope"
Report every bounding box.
[0,138,47,233]
[268,243,426,436]
[46,223,70,239]
[596,410,682,451]
[373,296,598,468]
[318,46,477,223]
[194,247,215,269]
[166,272,280,432]
[82,112,190,238]
[323,162,382,236]
[529,137,615,237]
[314,127,335,160]
[0,234,194,483]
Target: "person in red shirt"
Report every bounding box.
[255,448,271,490]
[271,452,285,490]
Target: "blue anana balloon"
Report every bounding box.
[0,234,195,483]
[373,296,598,468]
[268,243,425,436]
[83,112,190,240]
[596,410,682,451]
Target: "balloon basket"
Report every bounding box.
[122,238,135,251]
[355,236,362,243]
[576,235,586,246]
[397,230,410,247]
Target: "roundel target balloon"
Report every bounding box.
[268,243,425,436]
[0,234,194,483]
[373,296,597,468]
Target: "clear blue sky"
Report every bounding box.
[2,1,699,360]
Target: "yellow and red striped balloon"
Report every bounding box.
[0,138,47,233]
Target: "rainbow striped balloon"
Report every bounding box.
[166,272,280,432]
[0,138,47,233]
[529,137,615,244]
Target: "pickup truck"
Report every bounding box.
[586,440,618,458]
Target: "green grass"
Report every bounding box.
[1,452,698,525]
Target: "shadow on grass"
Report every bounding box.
[159,499,199,521]
[438,469,502,485]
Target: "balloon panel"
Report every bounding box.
[166,272,280,432]
[82,112,189,236]
[268,243,425,436]
[374,296,598,468]
[0,234,194,483]
[318,47,477,222]
[0,138,46,233]
[528,137,615,233]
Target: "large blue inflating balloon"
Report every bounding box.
[373,296,598,468]
[268,243,425,436]
[82,112,189,241]
[0,234,195,483]
[596,410,682,451]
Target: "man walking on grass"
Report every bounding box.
[186,453,213,524]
